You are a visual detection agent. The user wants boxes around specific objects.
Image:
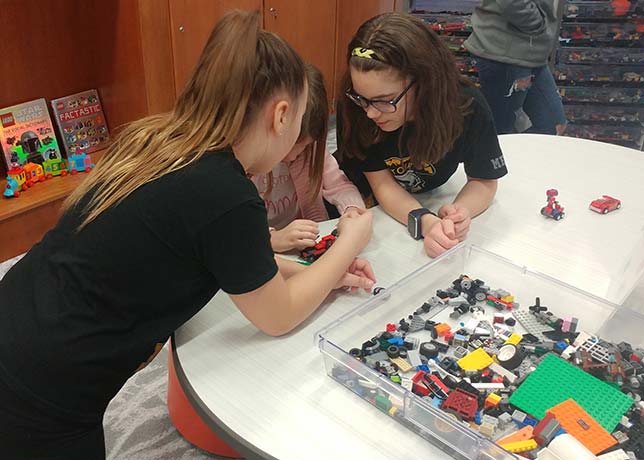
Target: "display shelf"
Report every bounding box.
[0,148,106,222]
[410,1,480,84]
[554,64,644,85]
[559,85,643,105]
[564,123,644,149]
[558,46,644,65]
[560,21,643,46]
[558,0,644,150]
[564,1,644,20]
[564,104,644,123]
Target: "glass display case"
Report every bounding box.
[410,1,480,85]
[558,1,644,150]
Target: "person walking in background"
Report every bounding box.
[465,0,567,135]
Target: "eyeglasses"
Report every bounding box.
[345,80,415,113]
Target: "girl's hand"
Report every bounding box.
[270,219,319,252]
[438,203,472,241]
[423,219,459,257]
[336,209,373,254]
[343,206,367,218]
[335,258,376,292]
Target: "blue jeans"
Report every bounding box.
[475,56,567,135]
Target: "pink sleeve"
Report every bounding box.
[321,148,366,214]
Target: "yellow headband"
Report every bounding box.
[351,47,384,61]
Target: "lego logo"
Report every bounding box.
[56,102,65,111]
[1,112,15,128]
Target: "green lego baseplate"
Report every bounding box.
[509,354,633,432]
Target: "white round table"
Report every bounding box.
[173,134,644,460]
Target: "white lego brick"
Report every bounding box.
[407,348,422,368]
[489,361,518,384]
[598,449,630,460]
[471,382,505,390]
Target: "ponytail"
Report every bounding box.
[65,10,306,229]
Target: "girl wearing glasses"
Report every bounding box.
[252,64,365,253]
[338,12,508,257]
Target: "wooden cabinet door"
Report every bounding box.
[169,0,262,96]
[335,0,396,104]
[264,0,337,107]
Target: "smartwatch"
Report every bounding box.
[407,208,436,240]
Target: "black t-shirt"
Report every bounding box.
[337,86,507,202]
[0,150,277,421]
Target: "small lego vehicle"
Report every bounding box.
[300,229,338,263]
[23,162,47,184]
[3,176,21,198]
[67,149,95,174]
[589,195,621,214]
[6,164,32,192]
[541,189,565,221]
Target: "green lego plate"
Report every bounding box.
[509,354,633,432]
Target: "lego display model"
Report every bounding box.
[541,189,565,221]
[590,195,622,214]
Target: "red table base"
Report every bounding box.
[167,347,242,458]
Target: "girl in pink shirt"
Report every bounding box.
[253,64,365,252]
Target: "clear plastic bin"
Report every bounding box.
[554,64,644,83]
[317,244,644,460]
[441,35,468,53]
[560,22,643,45]
[565,2,620,19]
[559,85,643,105]
[411,0,479,15]
[558,47,644,65]
[418,13,472,33]
[564,1,644,19]
[564,123,644,149]
[564,104,644,123]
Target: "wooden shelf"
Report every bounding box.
[0,149,107,222]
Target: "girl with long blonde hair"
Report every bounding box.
[0,11,374,459]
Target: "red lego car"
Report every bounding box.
[300,230,338,263]
[589,195,621,214]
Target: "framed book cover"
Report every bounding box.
[51,89,111,156]
[0,98,62,169]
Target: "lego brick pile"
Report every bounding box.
[332,275,644,459]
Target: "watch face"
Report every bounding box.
[408,214,416,238]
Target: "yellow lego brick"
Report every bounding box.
[504,333,523,346]
[485,393,502,408]
[499,439,538,453]
[457,348,494,371]
[501,295,514,303]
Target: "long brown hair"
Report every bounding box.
[262,63,328,203]
[297,63,328,202]
[65,10,305,229]
[338,12,472,167]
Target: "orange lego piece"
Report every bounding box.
[496,426,534,445]
[434,323,451,337]
[547,399,617,455]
